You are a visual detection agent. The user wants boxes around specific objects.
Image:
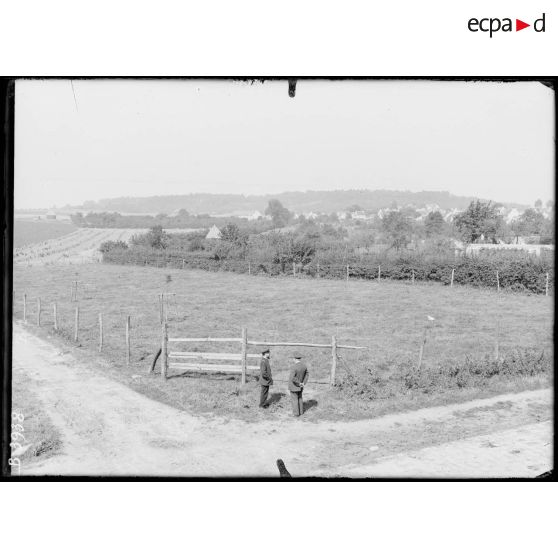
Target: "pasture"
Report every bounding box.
[14,219,77,248]
[12,262,553,421]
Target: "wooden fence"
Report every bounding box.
[15,289,367,386]
[161,323,368,386]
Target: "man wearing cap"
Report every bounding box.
[288,352,308,417]
[259,348,273,408]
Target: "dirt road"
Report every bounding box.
[12,325,552,477]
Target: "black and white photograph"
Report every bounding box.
[6,78,554,478]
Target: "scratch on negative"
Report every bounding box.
[70,80,79,112]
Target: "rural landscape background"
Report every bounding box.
[10,79,553,477]
[12,187,554,476]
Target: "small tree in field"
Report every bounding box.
[146,226,168,249]
[382,211,413,250]
[220,223,243,244]
[424,211,446,237]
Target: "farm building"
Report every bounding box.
[466,243,554,257]
[205,225,222,240]
[45,213,57,220]
[247,210,265,221]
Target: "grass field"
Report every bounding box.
[14,219,77,248]
[11,366,62,466]
[13,263,553,421]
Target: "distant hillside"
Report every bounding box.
[62,190,525,215]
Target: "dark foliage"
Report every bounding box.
[335,350,551,400]
[99,240,128,253]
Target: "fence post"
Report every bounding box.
[74,306,79,342]
[330,335,337,386]
[496,270,500,293]
[450,268,455,288]
[37,298,41,326]
[346,264,349,284]
[411,269,415,284]
[494,319,500,360]
[161,321,168,379]
[292,261,296,277]
[23,294,27,323]
[317,262,320,278]
[545,273,549,296]
[125,315,131,365]
[417,326,428,371]
[182,259,185,269]
[248,262,251,275]
[378,265,381,281]
[241,327,247,385]
[53,302,58,331]
[99,313,103,352]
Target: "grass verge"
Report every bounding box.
[11,366,62,466]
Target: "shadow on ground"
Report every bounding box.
[304,399,318,412]
[268,392,286,406]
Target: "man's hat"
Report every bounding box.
[293,351,303,359]
[261,347,270,354]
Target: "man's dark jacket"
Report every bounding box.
[288,361,308,392]
[259,357,273,386]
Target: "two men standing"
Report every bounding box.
[258,348,309,416]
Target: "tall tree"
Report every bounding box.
[424,211,446,237]
[265,199,292,228]
[511,208,547,237]
[453,200,503,244]
[382,211,413,250]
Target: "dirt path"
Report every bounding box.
[12,325,552,477]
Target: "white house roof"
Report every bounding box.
[205,225,222,239]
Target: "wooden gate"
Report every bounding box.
[161,323,368,386]
[161,324,260,383]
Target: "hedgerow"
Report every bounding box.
[102,244,553,294]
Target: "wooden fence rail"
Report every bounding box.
[163,326,368,386]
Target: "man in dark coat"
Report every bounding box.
[259,348,273,408]
[288,352,308,416]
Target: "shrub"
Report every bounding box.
[335,350,551,400]
[99,240,128,253]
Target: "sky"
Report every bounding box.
[14,79,555,209]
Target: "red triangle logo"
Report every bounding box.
[516,19,530,31]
